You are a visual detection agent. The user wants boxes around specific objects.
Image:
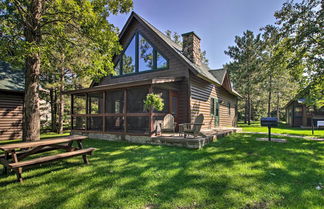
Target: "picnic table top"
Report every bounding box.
[0,135,88,152]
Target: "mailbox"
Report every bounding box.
[261,117,278,127]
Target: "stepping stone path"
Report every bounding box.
[242,132,324,141]
[256,138,287,143]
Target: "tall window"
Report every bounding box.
[139,34,154,72]
[115,32,168,75]
[228,102,231,115]
[122,36,136,74]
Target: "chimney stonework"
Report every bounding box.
[182,32,201,65]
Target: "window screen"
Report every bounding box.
[106,90,124,113]
[127,87,148,113]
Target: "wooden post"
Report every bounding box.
[149,85,154,136]
[103,91,106,132]
[123,89,127,133]
[71,94,74,130]
[77,141,89,164]
[85,93,88,131]
[11,151,23,183]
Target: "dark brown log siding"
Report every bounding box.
[190,75,237,129]
[0,91,24,140]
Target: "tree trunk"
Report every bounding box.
[50,89,57,132]
[276,92,280,122]
[267,75,272,117]
[22,0,43,141]
[244,99,248,124]
[57,67,65,134]
[247,92,251,125]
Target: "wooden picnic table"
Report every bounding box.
[0,135,95,183]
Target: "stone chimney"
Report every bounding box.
[182,32,201,65]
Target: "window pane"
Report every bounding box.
[106,116,124,132]
[88,116,103,131]
[73,94,86,114]
[88,93,103,114]
[126,116,149,133]
[122,36,136,74]
[114,60,121,76]
[106,90,124,113]
[138,34,154,72]
[156,52,168,69]
[72,116,86,130]
[210,98,215,115]
[127,86,148,113]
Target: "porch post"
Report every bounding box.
[123,89,127,133]
[149,85,154,136]
[103,91,106,132]
[85,93,88,131]
[71,94,74,130]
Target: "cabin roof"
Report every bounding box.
[120,12,240,97]
[0,61,24,92]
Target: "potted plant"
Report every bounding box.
[144,93,164,135]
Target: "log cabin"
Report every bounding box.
[0,61,24,140]
[65,12,240,139]
[285,97,324,128]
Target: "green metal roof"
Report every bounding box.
[0,61,24,92]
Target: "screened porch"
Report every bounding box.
[68,78,184,136]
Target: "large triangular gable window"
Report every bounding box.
[114,32,169,76]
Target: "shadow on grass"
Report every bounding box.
[0,133,323,208]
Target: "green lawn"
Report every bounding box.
[238,121,324,138]
[0,133,323,209]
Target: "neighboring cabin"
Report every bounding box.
[0,61,52,140]
[0,61,24,140]
[66,12,240,138]
[286,98,324,128]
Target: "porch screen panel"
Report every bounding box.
[88,93,103,114]
[106,90,124,113]
[72,116,86,130]
[153,88,169,113]
[106,116,124,132]
[126,116,149,133]
[73,94,86,114]
[87,116,103,131]
[127,86,148,113]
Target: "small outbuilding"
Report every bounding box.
[0,61,25,140]
[285,96,324,128]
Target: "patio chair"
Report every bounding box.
[180,114,205,138]
[161,114,176,133]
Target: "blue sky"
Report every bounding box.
[109,0,289,69]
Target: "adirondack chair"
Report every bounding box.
[180,114,204,138]
[161,114,176,133]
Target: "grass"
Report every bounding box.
[238,121,324,138]
[0,133,323,209]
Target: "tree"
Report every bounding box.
[225,30,263,124]
[0,0,133,141]
[274,0,323,105]
[165,30,209,65]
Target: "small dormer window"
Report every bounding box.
[114,32,168,76]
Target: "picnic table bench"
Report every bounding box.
[0,135,95,183]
